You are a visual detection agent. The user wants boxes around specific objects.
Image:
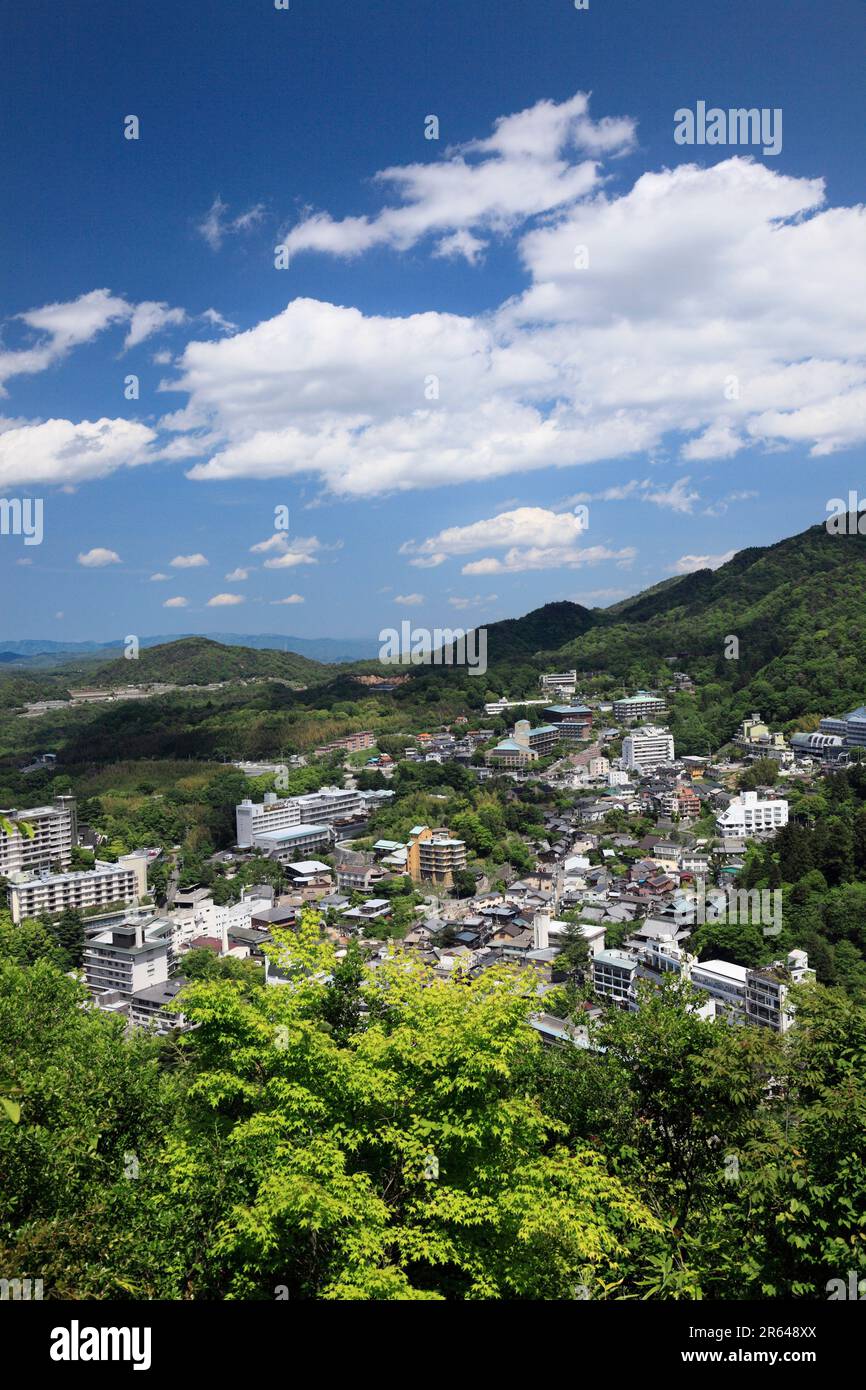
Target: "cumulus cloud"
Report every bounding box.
[401,505,632,575]
[163,596,189,608]
[250,532,325,568]
[149,572,170,581]
[170,553,208,568]
[159,130,866,496]
[207,592,245,606]
[225,567,250,580]
[271,594,305,604]
[78,548,120,567]
[669,550,736,575]
[394,593,425,606]
[0,417,155,488]
[278,93,633,264]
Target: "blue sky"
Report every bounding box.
[1,0,864,642]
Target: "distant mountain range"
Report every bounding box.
[0,632,380,667]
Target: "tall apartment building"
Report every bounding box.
[745,950,813,1033]
[84,915,170,999]
[406,825,467,887]
[592,949,639,1008]
[613,691,667,722]
[7,853,148,924]
[716,791,789,838]
[622,726,675,772]
[0,796,77,877]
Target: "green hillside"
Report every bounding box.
[88,637,327,688]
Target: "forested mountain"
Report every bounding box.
[87,637,327,688]
[456,518,866,752]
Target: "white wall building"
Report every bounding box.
[622,726,675,772]
[716,791,789,838]
[7,853,148,924]
[84,915,170,999]
[0,796,77,876]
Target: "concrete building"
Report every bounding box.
[716,791,789,838]
[820,705,866,751]
[6,853,148,924]
[622,725,675,772]
[84,915,170,999]
[592,949,639,1008]
[0,796,77,876]
[690,959,749,1021]
[613,692,667,722]
[746,950,813,1033]
[236,787,364,846]
[252,823,334,864]
[313,730,376,757]
[406,825,467,886]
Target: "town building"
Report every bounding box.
[0,795,77,876]
[622,726,676,772]
[716,791,789,838]
[252,823,334,863]
[592,949,639,1008]
[83,915,171,1000]
[406,825,467,886]
[613,691,667,723]
[6,853,148,924]
[745,950,814,1033]
[313,730,376,757]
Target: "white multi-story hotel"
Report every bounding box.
[6,853,148,924]
[0,796,77,876]
[746,951,813,1033]
[236,787,364,847]
[622,725,675,772]
[716,791,789,838]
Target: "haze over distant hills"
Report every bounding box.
[0,632,380,667]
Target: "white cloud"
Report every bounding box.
[166,147,866,494]
[170,553,208,568]
[124,301,186,351]
[402,505,631,575]
[250,532,325,569]
[225,567,250,580]
[149,572,170,581]
[271,594,305,605]
[448,593,497,610]
[394,593,425,606]
[462,543,635,575]
[0,417,155,487]
[669,550,736,575]
[78,547,120,567]
[278,93,632,263]
[163,596,189,608]
[0,289,186,394]
[197,197,265,251]
[207,592,245,606]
